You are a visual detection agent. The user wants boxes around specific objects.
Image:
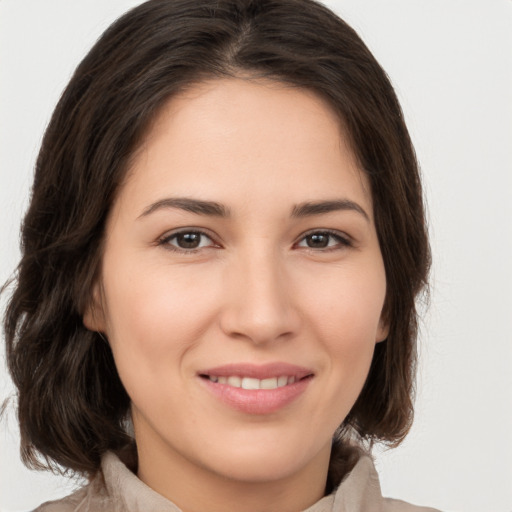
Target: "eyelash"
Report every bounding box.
[158,229,218,254]
[158,229,353,254]
[296,229,353,252]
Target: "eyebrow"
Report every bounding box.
[139,197,369,222]
[291,199,370,222]
[139,197,231,218]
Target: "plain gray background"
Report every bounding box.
[1,1,511,511]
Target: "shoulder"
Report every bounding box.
[383,497,442,512]
[331,453,442,512]
[31,450,175,512]
[33,476,111,512]
[34,487,88,512]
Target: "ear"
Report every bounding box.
[375,316,389,343]
[83,281,106,333]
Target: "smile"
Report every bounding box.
[205,375,297,389]
[198,363,314,414]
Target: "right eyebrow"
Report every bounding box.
[291,199,370,223]
[138,197,231,219]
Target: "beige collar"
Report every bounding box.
[99,451,384,512]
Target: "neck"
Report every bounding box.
[135,434,332,512]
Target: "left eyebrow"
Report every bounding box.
[291,199,370,222]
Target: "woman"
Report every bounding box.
[3,0,435,510]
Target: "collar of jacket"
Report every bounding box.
[98,450,384,512]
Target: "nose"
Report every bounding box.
[219,247,301,345]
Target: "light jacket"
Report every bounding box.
[35,451,441,512]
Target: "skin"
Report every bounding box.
[84,78,388,512]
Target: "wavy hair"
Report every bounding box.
[3,0,430,476]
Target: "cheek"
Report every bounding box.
[299,263,386,394]
[100,259,222,383]
[301,261,386,341]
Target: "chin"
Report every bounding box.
[209,451,309,483]
[195,433,331,484]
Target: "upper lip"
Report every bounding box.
[198,362,314,380]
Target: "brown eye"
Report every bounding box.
[161,231,215,251]
[305,233,330,248]
[297,231,351,250]
[175,232,202,249]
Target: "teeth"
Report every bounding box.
[227,376,241,387]
[241,377,260,390]
[260,377,277,389]
[207,375,298,389]
[277,376,288,387]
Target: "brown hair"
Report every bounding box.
[3,0,430,477]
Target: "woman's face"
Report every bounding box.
[85,78,387,495]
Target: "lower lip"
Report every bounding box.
[200,377,312,414]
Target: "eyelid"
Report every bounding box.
[158,227,221,252]
[294,229,353,250]
[156,227,353,253]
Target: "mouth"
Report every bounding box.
[201,375,301,389]
[197,363,314,414]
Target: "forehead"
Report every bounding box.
[119,78,372,218]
